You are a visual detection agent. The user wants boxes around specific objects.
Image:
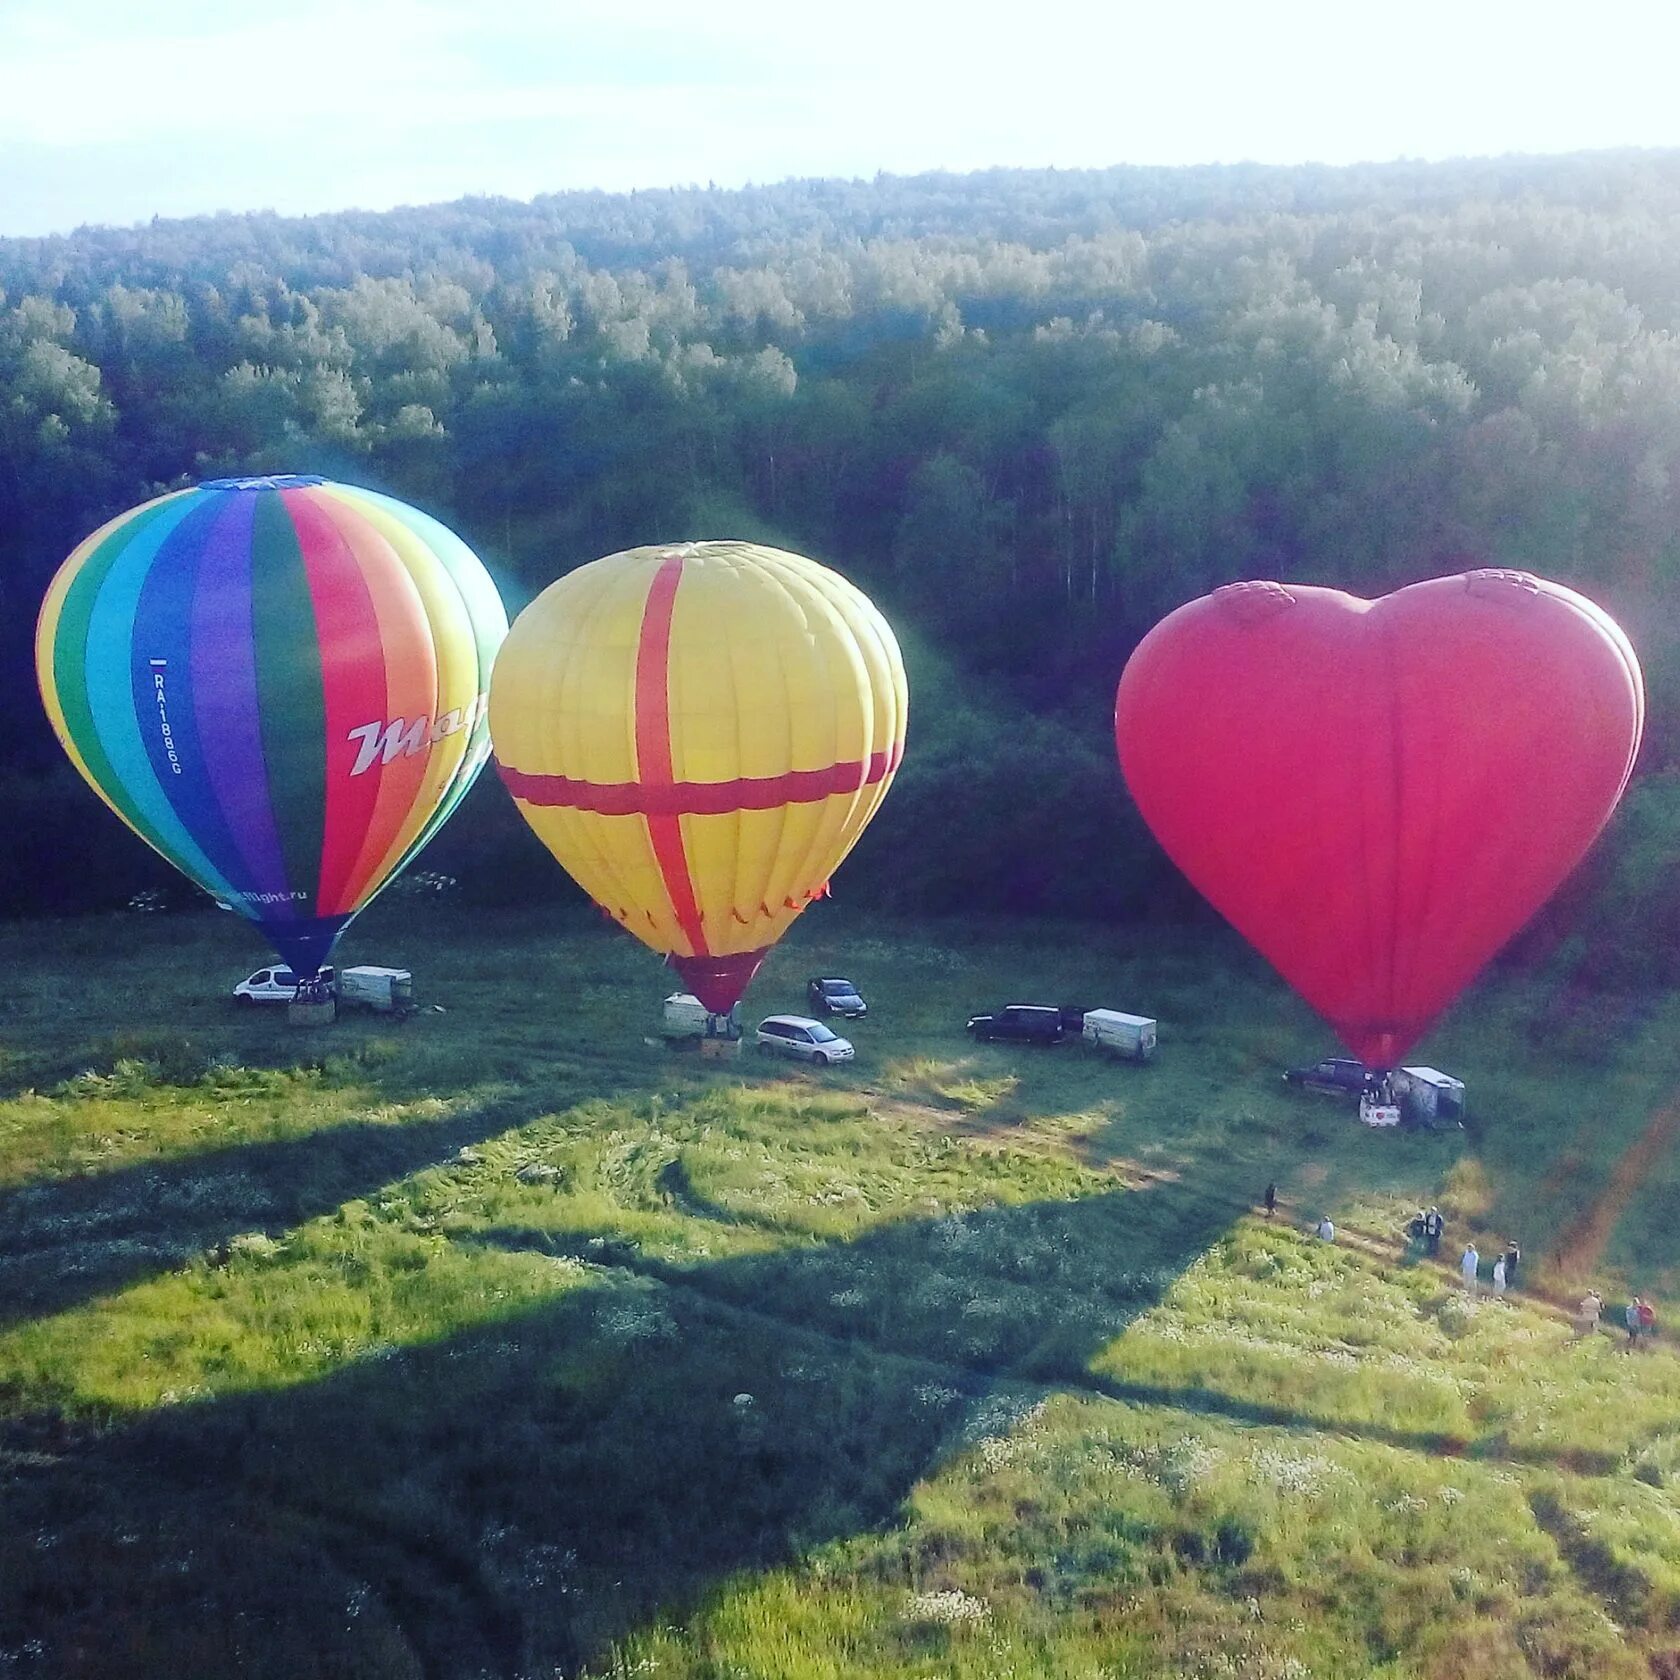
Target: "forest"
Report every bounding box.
[8,151,1680,981]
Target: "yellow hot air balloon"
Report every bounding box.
[490,541,907,1010]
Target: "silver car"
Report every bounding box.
[755,1015,855,1066]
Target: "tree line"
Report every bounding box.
[7,153,1680,984]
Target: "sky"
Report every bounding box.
[3,0,1680,237]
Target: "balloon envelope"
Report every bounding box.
[1115,571,1643,1067]
[490,541,907,1012]
[37,475,508,975]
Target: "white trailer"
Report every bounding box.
[336,967,414,1014]
[1081,1009,1157,1062]
[662,993,710,1040]
[661,994,742,1043]
[1391,1066,1466,1127]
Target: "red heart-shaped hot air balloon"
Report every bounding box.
[1115,571,1643,1067]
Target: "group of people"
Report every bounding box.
[1409,1205,1446,1255]
[1572,1289,1660,1349]
[1265,1183,1663,1353]
[1455,1237,1521,1295]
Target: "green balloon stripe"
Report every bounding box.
[250,493,329,910]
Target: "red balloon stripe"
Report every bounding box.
[496,744,902,816]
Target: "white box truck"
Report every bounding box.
[1081,1009,1157,1062]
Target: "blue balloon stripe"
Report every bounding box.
[86,495,245,908]
[188,493,298,911]
[132,498,263,907]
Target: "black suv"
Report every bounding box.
[1283,1056,1374,1097]
[807,977,868,1018]
[967,1004,1065,1045]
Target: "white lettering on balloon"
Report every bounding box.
[345,694,488,776]
[148,659,184,775]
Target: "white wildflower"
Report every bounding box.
[1248,1447,1339,1496]
[960,1394,1047,1446]
[597,1301,676,1343]
[905,1589,990,1625]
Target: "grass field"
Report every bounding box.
[5,898,1680,1678]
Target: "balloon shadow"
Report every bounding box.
[1,1180,1233,1678]
[0,1092,544,1329]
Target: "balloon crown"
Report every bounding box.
[1464,568,1542,599]
[200,475,328,492]
[1211,579,1298,624]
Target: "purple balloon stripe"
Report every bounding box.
[190,493,295,911]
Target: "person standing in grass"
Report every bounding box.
[1575,1289,1602,1338]
[1461,1243,1479,1293]
[1492,1254,1507,1295]
[1626,1296,1643,1349]
[1638,1297,1657,1345]
[1425,1206,1443,1256]
[1504,1239,1521,1289]
[1316,1213,1335,1242]
[1265,1182,1277,1219]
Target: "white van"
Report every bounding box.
[1081,1009,1157,1062]
[234,965,330,1005]
[756,1015,854,1066]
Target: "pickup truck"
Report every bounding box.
[1282,1056,1374,1097]
[967,1004,1065,1045]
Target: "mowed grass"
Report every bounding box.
[4,900,1680,1677]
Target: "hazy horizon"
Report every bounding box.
[7,0,1680,238]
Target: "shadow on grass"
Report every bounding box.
[0,1094,545,1328]
[4,1157,1595,1679]
[2,1180,1237,1679]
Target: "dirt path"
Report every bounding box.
[872,1081,1671,1328]
[1551,1101,1680,1279]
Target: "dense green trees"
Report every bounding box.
[7,153,1680,945]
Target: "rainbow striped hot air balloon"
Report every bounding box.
[490,542,907,1011]
[36,475,508,978]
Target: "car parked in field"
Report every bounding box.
[966,1004,1065,1045]
[234,965,335,1005]
[807,977,868,1018]
[756,1015,855,1065]
[1282,1056,1374,1097]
